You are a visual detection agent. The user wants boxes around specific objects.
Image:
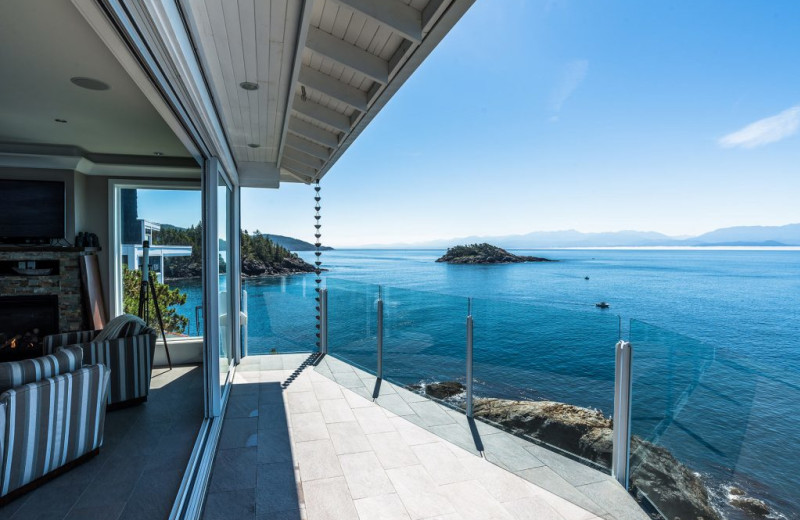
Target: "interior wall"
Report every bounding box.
[83,175,109,306]
[0,167,76,241]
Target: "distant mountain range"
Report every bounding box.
[359,224,800,249]
[265,234,334,252]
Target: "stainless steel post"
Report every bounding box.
[377,287,384,379]
[320,289,328,354]
[612,340,633,488]
[466,298,474,418]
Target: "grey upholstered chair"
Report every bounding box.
[0,347,110,502]
[43,316,157,410]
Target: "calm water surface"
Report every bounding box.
[171,249,800,518]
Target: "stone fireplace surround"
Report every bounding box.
[0,247,86,338]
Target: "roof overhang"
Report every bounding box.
[179,0,476,186]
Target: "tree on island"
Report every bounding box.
[436,243,553,264]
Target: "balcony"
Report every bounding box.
[206,353,643,519]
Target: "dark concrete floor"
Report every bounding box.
[0,365,204,520]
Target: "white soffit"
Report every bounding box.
[180,0,475,186]
[0,0,195,167]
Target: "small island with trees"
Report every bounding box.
[436,243,554,264]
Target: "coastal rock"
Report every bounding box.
[730,496,770,517]
[471,397,721,520]
[436,243,553,264]
[425,381,465,399]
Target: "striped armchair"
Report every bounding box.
[0,347,110,502]
[44,325,157,410]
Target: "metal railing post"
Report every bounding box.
[612,340,633,489]
[377,287,384,379]
[320,288,328,354]
[466,298,473,418]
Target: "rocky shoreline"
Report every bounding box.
[417,381,775,520]
[165,254,317,281]
[436,243,554,264]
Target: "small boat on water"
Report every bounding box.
[595,301,610,309]
[584,276,590,280]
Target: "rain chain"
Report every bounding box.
[313,180,323,350]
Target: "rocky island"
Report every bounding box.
[436,243,554,264]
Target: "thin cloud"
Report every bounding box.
[719,105,800,149]
[550,59,589,113]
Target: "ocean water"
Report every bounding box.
[170,249,800,518]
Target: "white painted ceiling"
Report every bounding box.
[0,0,191,158]
[180,0,474,185]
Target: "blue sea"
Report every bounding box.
[170,248,800,518]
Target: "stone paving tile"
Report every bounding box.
[294,439,343,482]
[385,465,457,520]
[327,421,373,455]
[353,406,395,434]
[291,411,330,442]
[353,493,411,520]
[287,391,321,414]
[302,476,359,520]
[501,495,567,520]
[407,400,457,427]
[339,451,397,500]
[320,398,357,423]
[439,480,516,520]
[515,467,606,517]
[375,393,416,416]
[367,431,420,470]
[410,442,470,486]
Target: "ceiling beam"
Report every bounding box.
[292,94,352,133]
[298,65,368,112]
[285,134,331,160]
[283,147,324,169]
[288,117,340,148]
[305,26,389,84]
[330,0,422,43]
[282,157,319,178]
[275,0,315,167]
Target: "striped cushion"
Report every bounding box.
[0,347,84,394]
[0,364,109,496]
[80,332,155,405]
[43,330,99,353]
[95,314,147,343]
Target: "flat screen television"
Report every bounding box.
[0,179,66,244]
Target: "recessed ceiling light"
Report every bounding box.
[239,81,259,91]
[153,151,164,156]
[54,118,68,123]
[247,143,260,148]
[70,77,110,91]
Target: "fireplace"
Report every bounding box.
[0,295,59,361]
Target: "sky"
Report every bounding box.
[143,1,800,248]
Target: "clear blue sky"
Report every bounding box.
[148,1,800,247]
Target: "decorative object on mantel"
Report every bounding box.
[80,253,107,330]
[75,231,99,249]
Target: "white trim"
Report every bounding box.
[107,178,201,321]
[203,158,222,417]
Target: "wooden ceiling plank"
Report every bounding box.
[298,65,368,111]
[285,134,331,160]
[329,0,422,43]
[305,26,388,84]
[292,94,351,133]
[288,116,339,148]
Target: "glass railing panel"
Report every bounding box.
[381,286,469,394]
[630,319,799,520]
[242,274,317,353]
[471,297,620,468]
[326,278,379,373]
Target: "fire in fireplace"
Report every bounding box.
[0,295,58,361]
